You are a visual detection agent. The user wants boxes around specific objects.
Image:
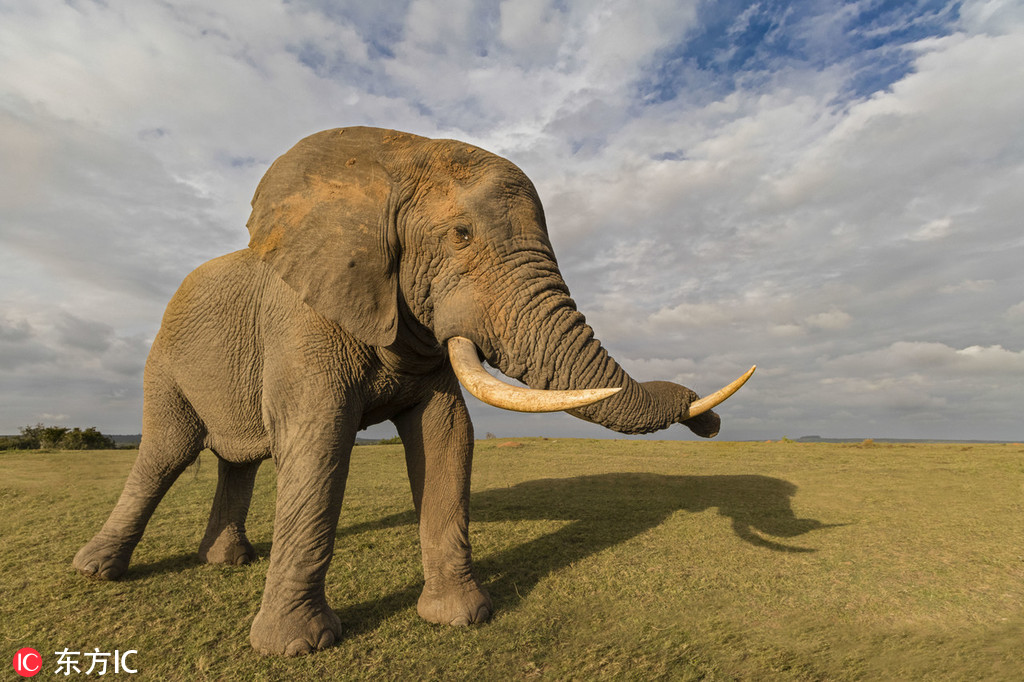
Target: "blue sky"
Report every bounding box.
[1,0,1022,441]
[642,0,962,102]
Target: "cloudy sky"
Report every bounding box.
[1,0,1022,442]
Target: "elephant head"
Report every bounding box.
[247,127,752,437]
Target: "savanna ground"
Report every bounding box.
[1,439,1021,680]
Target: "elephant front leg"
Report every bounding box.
[199,458,261,565]
[249,433,352,656]
[395,386,492,626]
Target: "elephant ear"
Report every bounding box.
[247,127,422,347]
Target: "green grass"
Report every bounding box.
[2,439,1022,680]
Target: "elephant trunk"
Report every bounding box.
[490,280,723,438]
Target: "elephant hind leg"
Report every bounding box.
[199,457,261,565]
[73,375,205,580]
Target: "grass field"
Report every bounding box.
[1,439,1022,680]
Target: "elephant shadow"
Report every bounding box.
[335,472,837,635]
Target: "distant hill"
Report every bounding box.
[794,435,1019,444]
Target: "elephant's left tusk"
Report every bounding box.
[447,336,621,413]
[684,365,756,419]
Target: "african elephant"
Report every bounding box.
[73,127,753,656]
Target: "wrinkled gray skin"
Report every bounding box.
[73,127,722,656]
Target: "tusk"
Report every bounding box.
[447,336,621,413]
[684,365,756,418]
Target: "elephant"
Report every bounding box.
[73,127,753,656]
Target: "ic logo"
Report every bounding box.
[12,648,41,677]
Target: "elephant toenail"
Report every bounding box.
[317,630,335,649]
[285,639,311,657]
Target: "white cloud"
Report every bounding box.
[959,0,1024,34]
[829,341,1024,376]
[939,279,995,294]
[954,344,1024,372]
[909,217,952,242]
[767,31,1024,237]
[804,308,852,330]
[497,0,566,64]
[1005,301,1024,319]
[770,324,805,338]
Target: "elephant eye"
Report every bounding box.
[451,225,472,247]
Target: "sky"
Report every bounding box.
[1,0,1022,442]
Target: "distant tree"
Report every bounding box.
[17,423,43,447]
[60,427,116,450]
[20,423,69,448]
[13,424,116,450]
[377,436,403,445]
[0,434,35,450]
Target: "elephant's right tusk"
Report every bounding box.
[447,336,621,413]
[684,365,756,419]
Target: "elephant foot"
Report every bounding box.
[73,533,135,580]
[417,577,492,626]
[250,594,342,656]
[198,528,257,566]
